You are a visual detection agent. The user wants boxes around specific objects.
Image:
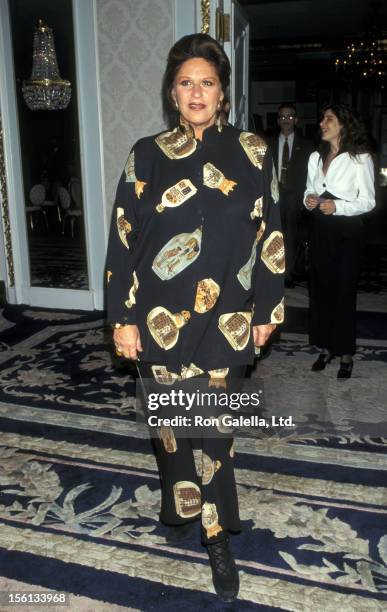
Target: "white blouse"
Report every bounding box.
[304,151,375,216]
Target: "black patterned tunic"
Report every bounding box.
[106,123,284,373]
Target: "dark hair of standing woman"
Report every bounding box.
[319,104,372,161]
[162,33,231,129]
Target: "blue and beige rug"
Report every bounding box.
[0,304,386,610]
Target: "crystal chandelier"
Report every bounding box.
[333,2,386,85]
[22,19,71,111]
[334,39,386,82]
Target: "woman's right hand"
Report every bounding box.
[305,194,319,210]
[113,325,143,360]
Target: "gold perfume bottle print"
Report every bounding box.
[181,363,204,380]
[201,454,222,485]
[151,365,181,385]
[135,181,146,198]
[155,128,197,159]
[218,312,252,351]
[239,132,267,169]
[124,150,146,198]
[250,196,263,220]
[158,425,177,453]
[271,164,279,203]
[156,179,197,213]
[216,414,234,434]
[116,207,132,249]
[261,231,285,274]
[237,239,257,290]
[256,220,266,243]
[208,368,229,389]
[194,278,220,313]
[125,271,139,309]
[152,228,202,280]
[271,298,285,323]
[203,163,237,195]
[193,448,202,478]
[202,502,223,538]
[124,150,136,182]
[147,307,191,350]
[173,481,201,518]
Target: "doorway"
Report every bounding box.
[9,0,88,291]
[0,0,106,310]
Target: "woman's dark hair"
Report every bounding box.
[162,34,231,129]
[319,104,371,160]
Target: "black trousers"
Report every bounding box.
[309,212,364,356]
[137,363,246,544]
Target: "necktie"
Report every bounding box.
[281,137,289,186]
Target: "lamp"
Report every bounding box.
[22,19,71,111]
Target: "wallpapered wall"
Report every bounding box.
[96,0,174,222]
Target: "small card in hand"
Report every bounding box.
[319,190,340,201]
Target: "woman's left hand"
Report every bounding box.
[319,199,336,215]
[253,324,276,347]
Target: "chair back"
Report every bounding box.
[69,178,82,209]
[29,184,46,205]
[58,186,71,210]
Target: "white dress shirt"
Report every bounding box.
[304,151,375,216]
[278,132,295,181]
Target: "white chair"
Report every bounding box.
[69,178,82,209]
[29,183,45,205]
[27,184,47,230]
[59,185,83,238]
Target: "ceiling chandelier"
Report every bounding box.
[334,39,386,82]
[334,2,386,84]
[22,19,71,111]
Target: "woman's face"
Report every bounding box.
[171,58,224,139]
[320,109,343,147]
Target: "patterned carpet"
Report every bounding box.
[0,303,387,611]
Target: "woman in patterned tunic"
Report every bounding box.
[106,34,284,602]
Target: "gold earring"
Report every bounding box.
[175,100,179,110]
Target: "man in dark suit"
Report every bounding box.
[268,103,313,287]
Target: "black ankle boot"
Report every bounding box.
[337,358,353,379]
[207,538,239,602]
[311,352,334,371]
[165,521,197,543]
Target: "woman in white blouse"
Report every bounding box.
[304,104,375,378]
